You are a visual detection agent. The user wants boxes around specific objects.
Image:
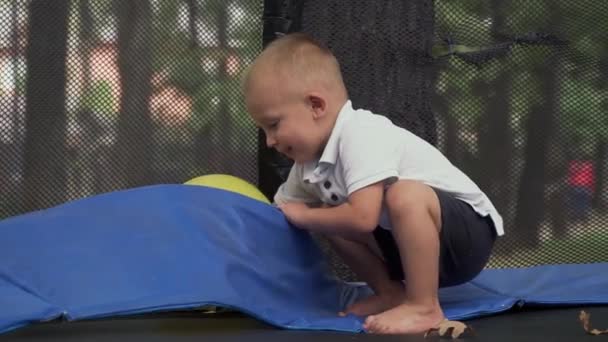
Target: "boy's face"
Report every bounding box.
[246,77,327,164]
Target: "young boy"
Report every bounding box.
[242,32,503,335]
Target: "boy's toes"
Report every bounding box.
[363,315,378,333]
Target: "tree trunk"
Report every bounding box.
[187,0,198,48]
[476,72,512,212]
[216,1,233,173]
[10,0,21,111]
[68,0,95,199]
[1,1,22,203]
[21,1,70,212]
[593,137,606,212]
[431,89,456,158]
[193,1,235,177]
[593,58,608,212]
[112,1,154,189]
[513,2,564,249]
[79,0,93,92]
[476,0,512,218]
[514,53,561,249]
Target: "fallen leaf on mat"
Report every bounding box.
[579,310,608,335]
[424,319,474,339]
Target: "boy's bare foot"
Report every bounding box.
[339,281,405,317]
[362,301,445,335]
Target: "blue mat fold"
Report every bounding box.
[1,185,607,334]
[439,263,608,320]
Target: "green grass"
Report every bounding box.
[488,230,608,268]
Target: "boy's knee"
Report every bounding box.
[385,180,440,220]
[386,180,427,210]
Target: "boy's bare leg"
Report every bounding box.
[363,180,445,335]
[325,235,406,316]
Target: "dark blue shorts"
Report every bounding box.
[373,188,497,287]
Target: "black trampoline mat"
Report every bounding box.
[2,306,607,342]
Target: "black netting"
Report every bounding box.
[433,1,607,269]
[288,1,607,277]
[0,0,262,217]
[1,1,607,279]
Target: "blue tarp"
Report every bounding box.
[1,185,607,334]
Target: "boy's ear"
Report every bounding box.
[308,93,326,119]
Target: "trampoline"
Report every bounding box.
[1,186,607,340]
[2,306,608,342]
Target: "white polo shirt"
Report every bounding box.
[274,100,504,236]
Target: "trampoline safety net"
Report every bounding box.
[0,0,606,280]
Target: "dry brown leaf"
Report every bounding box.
[424,319,474,339]
[579,310,608,335]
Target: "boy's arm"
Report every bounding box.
[281,118,402,235]
[274,165,321,206]
[279,181,384,236]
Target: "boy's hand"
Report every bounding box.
[277,202,311,228]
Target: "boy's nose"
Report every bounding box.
[265,134,277,148]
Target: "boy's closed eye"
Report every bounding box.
[258,118,279,131]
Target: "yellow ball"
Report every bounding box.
[184,174,270,204]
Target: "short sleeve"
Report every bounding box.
[339,121,401,195]
[273,165,321,205]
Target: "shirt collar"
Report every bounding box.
[302,100,354,183]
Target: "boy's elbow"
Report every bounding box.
[343,203,380,233]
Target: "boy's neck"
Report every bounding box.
[314,97,349,161]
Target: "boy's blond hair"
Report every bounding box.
[243,33,346,98]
